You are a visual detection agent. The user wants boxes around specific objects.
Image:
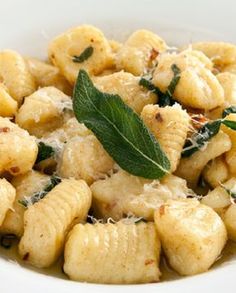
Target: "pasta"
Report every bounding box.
[48,25,114,84]
[190,42,236,67]
[223,204,236,241]
[0,117,38,176]
[176,131,231,188]
[153,50,224,110]
[0,170,51,237]
[221,113,236,175]
[16,86,72,137]
[94,71,157,114]
[0,24,236,285]
[26,57,72,95]
[64,221,161,284]
[201,178,235,215]
[202,156,229,188]
[141,104,190,172]
[0,83,18,117]
[91,169,190,220]
[19,179,91,268]
[59,135,114,185]
[0,50,36,104]
[116,29,167,75]
[0,179,16,226]
[154,199,227,275]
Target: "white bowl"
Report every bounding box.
[0,0,235,292]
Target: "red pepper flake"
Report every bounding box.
[23,252,29,261]
[10,166,20,174]
[145,259,155,265]
[0,127,10,133]
[159,205,165,216]
[190,114,209,131]
[149,48,159,61]
[155,112,163,122]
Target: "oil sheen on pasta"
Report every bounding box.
[0,239,235,281]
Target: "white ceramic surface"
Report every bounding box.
[0,0,236,292]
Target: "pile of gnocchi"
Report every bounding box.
[0,24,236,284]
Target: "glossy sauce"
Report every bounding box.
[0,237,236,282]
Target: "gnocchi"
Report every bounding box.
[0,24,236,285]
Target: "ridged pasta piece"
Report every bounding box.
[64,221,161,284]
[48,25,114,84]
[208,72,236,119]
[154,199,227,275]
[0,50,36,104]
[191,42,236,67]
[16,86,72,137]
[221,113,236,175]
[184,49,213,70]
[0,170,50,237]
[141,104,190,172]
[202,156,229,188]
[0,117,38,176]
[0,83,18,117]
[59,135,114,185]
[176,131,231,188]
[116,29,167,76]
[152,50,224,110]
[91,169,190,220]
[18,179,92,268]
[223,204,236,241]
[0,179,16,226]
[26,57,72,95]
[94,71,157,114]
[201,178,235,215]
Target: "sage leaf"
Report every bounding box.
[222,106,236,118]
[182,118,236,157]
[73,69,170,179]
[72,46,94,63]
[182,120,222,157]
[36,142,55,164]
[139,63,180,107]
[222,119,236,130]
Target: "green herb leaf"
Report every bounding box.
[166,64,181,96]
[72,46,94,63]
[182,120,222,157]
[36,142,55,164]
[19,175,61,208]
[222,106,236,118]
[73,69,170,179]
[222,119,236,130]
[182,117,236,157]
[221,185,236,202]
[139,63,180,107]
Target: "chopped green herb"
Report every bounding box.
[221,185,236,202]
[0,234,16,249]
[182,118,236,157]
[72,46,94,63]
[166,64,181,96]
[73,69,170,179]
[139,63,180,107]
[222,119,236,130]
[182,120,221,157]
[19,176,61,208]
[36,142,55,164]
[222,106,236,118]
